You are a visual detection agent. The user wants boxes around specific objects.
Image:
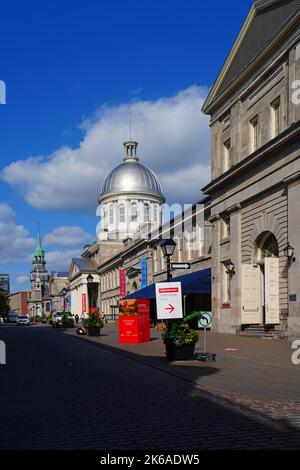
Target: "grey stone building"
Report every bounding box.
[202,0,300,339]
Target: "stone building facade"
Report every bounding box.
[202,0,300,339]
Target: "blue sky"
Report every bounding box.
[0,0,253,292]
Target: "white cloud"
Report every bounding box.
[16,275,29,285]
[1,86,210,211]
[46,249,83,272]
[43,226,91,248]
[0,203,35,264]
[0,203,16,222]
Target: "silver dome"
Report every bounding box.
[99,141,165,201]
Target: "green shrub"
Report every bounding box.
[162,323,199,347]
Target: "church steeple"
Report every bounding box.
[33,229,45,261]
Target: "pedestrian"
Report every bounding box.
[75,314,79,324]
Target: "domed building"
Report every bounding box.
[98,140,165,241]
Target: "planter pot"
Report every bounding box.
[86,326,101,337]
[165,341,196,361]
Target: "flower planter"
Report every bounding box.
[165,341,196,361]
[86,326,101,337]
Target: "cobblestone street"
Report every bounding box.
[0,324,300,450]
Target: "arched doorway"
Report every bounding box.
[255,232,280,326]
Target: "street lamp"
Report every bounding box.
[284,243,296,264]
[62,288,67,313]
[87,274,94,312]
[159,239,177,282]
[225,260,235,277]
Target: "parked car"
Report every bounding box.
[16,315,30,326]
[52,311,73,328]
[8,311,18,323]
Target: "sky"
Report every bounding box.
[0,0,253,292]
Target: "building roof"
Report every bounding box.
[203,0,300,114]
[33,230,44,258]
[99,141,165,202]
[71,258,98,273]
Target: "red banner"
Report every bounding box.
[119,269,126,298]
[82,293,87,313]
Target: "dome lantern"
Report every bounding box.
[123,140,139,162]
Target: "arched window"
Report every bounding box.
[144,204,149,222]
[119,204,125,223]
[131,204,138,222]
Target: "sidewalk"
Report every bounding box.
[65,323,300,434]
[66,322,300,402]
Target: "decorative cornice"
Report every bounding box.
[226,203,242,214]
[283,170,300,186]
[254,0,281,12]
[208,214,220,223]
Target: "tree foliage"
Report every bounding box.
[0,289,10,318]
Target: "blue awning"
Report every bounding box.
[124,268,211,299]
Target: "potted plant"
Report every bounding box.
[61,311,75,329]
[83,309,104,336]
[162,313,199,361]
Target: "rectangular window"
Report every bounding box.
[131,205,138,222]
[144,204,149,223]
[221,262,231,305]
[271,97,280,139]
[221,216,230,239]
[109,207,114,225]
[223,139,231,172]
[119,205,125,223]
[250,115,259,153]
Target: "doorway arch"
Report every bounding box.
[254,231,280,326]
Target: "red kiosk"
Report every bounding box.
[119,299,150,344]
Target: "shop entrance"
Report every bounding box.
[241,232,280,326]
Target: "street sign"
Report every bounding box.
[171,263,191,270]
[197,312,215,362]
[198,312,212,328]
[155,282,183,320]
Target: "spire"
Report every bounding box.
[123,140,139,162]
[33,229,44,260]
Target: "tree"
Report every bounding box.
[0,289,10,319]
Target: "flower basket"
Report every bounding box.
[164,340,196,361]
[162,323,198,362]
[86,326,101,337]
[83,309,104,336]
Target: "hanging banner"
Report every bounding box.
[140,258,148,289]
[68,294,72,310]
[82,293,87,313]
[119,269,126,298]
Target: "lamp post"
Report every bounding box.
[159,239,177,282]
[87,274,94,312]
[62,288,67,314]
[284,243,296,264]
[225,260,235,277]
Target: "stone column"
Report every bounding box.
[285,172,300,339]
[228,204,242,334]
[209,214,221,332]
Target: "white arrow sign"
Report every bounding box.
[171,263,191,270]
